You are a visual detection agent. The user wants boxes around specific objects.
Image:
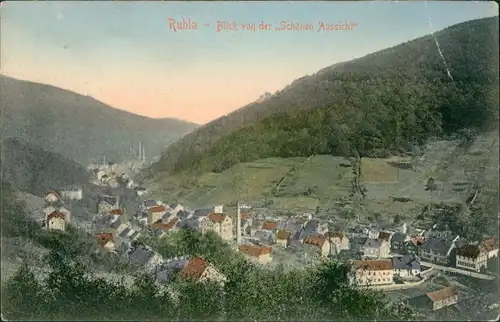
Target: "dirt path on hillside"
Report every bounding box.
[272,155,315,197]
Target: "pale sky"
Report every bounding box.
[1,1,498,124]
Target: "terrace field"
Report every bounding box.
[149,130,498,225]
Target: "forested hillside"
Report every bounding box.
[149,16,498,175]
[0,138,90,197]
[0,75,198,165]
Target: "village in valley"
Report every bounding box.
[2,4,498,320]
[35,135,499,320]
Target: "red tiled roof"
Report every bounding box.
[410,237,425,246]
[152,217,180,231]
[261,221,277,230]
[180,257,209,280]
[303,236,327,248]
[150,206,166,213]
[109,209,123,215]
[353,259,393,271]
[47,211,65,220]
[238,244,271,257]
[457,244,484,259]
[94,233,114,247]
[276,230,291,240]
[483,238,499,252]
[426,286,457,302]
[378,231,391,242]
[208,213,227,223]
[46,190,60,198]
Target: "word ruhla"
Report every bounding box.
[168,18,358,32]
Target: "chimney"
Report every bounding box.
[236,200,242,250]
[138,141,142,160]
[142,145,146,161]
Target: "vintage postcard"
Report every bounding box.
[1,1,499,321]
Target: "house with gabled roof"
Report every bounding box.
[420,236,458,265]
[169,203,184,215]
[482,238,499,259]
[238,244,272,264]
[156,256,226,285]
[44,190,61,204]
[61,186,83,200]
[299,219,327,242]
[362,238,390,259]
[151,217,180,238]
[324,231,349,256]
[105,208,123,224]
[148,205,167,224]
[58,205,71,223]
[351,259,393,286]
[276,230,291,247]
[392,255,420,278]
[142,199,161,210]
[200,213,233,241]
[109,208,124,216]
[110,219,127,234]
[94,232,115,251]
[456,243,488,272]
[261,221,278,231]
[378,231,392,243]
[303,235,330,257]
[424,286,458,311]
[43,205,58,217]
[405,236,425,254]
[128,245,164,273]
[46,211,66,232]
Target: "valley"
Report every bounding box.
[0,75,198,165]
[1,10,498,322]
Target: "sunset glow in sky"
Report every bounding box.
[1,1,498,124]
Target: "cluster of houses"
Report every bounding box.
[42,187,83,231]
[90,165,147,196]
[43,185,499,281]
[40,184,499,314]
[87,193,500,279]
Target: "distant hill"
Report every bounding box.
[148,16,498,176]
[0,138,90,197]
[0,75,198,165]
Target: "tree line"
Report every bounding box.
[154,17,498,176]
[181,75,498,174]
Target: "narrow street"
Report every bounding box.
[420,261,495,280]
